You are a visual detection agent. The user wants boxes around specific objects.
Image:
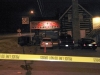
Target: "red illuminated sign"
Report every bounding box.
[30,20,60,30]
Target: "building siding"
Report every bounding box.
[59,4,93,37]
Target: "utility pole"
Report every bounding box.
[72,0,80,43]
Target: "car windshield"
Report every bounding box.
[59,34,72,39]
[84,39,95,43]
[42,39,51,41]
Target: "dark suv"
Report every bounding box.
[58,34,74,49]
[78,38,97,50]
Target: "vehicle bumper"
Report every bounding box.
[84,46,97,48]
[59,44,74,48]
[40,45,53,48]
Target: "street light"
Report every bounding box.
[22,10,34,45]
[30,10,34,14]
[29,10,34,42]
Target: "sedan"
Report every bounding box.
[78,38,97,50]
[40,37,53,49]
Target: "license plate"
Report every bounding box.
[88,44,92,46]
[65,45,68,47]
[45,43,48,45]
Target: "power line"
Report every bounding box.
[37,0,43,17]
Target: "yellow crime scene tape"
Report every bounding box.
[0,53,100,63]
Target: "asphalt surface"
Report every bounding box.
[0,34,100,75]
[0,45,100,75]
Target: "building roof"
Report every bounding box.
[59,4,93,20]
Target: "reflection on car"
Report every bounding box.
[40,37,53,49]
[78,38,97,50]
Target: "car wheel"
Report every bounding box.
[40,47,42,49]
[92,48,96,50]
[58,45,61,49]
[78,45,83,50]
[76,46,79,49]
[71,47,74,50]
[69,47,72,49]
[59,46,61,49]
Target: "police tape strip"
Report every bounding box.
[0,53,100,63]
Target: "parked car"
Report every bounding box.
[78,38,97,50]
[58,34,74,49]
[33,35,41,45]
[18,36,30,46]
[40,37,53,49]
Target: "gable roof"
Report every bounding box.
[59,4,93,20]
[59,5,72,20]
[78,4,93,17]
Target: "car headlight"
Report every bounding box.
[65,45,68,47]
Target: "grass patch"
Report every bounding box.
[0,37,20,53]
[0,37,37,54]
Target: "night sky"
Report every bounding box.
[0,0,100,33]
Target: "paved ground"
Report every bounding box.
[0,36,100,75]
[0,45,37,75]
[0,46,100,75]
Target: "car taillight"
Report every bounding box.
[49,42,52,45]
[59,41,61,43]
[73,41,74,43]
[84,44,86,46]
[95,44,97,46]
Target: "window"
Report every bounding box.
[68,14,72,22]
[79,13,83,21]
[42,38,51,41]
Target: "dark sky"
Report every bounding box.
[0,0,100,33]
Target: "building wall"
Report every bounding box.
[59,4,93,38]
[67,30,86,38]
